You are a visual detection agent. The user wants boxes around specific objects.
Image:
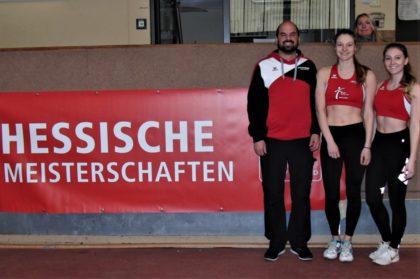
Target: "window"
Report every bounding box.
[230,0,352,43]
[152,0,354,44]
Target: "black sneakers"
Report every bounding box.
[290,246,313,261]
[264,246,286,262]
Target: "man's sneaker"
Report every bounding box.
[323,239,341,260]
[264,247,286,262]
[369,241,390,260]
[339,240,354,262]
[373,247,399,266]
[290,246,313,261]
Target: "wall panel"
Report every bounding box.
[0,42,418,242]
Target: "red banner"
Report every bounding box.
[0,89,331,213]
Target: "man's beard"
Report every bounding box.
[277,41,298,53]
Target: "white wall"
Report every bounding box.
[0,0,151,48]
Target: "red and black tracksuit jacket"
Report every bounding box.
[247,49,320,141]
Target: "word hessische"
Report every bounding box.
[1,120,214,154]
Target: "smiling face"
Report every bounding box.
[276,21,300,54]
[384,47,408,76]
[356,15,374,37]
[335,34,356,61]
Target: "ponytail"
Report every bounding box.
[402,64,416,98]
[354,57,369,84]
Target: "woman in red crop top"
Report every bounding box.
[315,29,377,263]
[366,43,420,266]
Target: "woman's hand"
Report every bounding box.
[360,147,371,166]
[404,158,415,180]
[327,142,340,159]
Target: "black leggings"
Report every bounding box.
[321,122,366,237]
[366,129,410,249]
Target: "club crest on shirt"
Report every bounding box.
[334,86,349,100]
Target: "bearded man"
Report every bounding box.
[247,20,320,261]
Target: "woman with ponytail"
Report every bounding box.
[366,43,419,266]
[315,29,377,262]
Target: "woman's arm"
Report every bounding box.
[406,83,420,179]
[361,70,377,165]
[315,66,340,158]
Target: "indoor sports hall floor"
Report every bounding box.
[0,246,418,278]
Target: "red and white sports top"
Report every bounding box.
[325,65,364,109]
[374,80,411,121]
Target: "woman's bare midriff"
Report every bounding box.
[326,105,363,126]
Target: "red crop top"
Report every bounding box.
[325,65,364,109]
[374,80,411,121]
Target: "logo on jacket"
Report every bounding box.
[272,66,279,71]
[334,86,349,100]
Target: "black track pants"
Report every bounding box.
[260,137,314,249]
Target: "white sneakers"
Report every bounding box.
[323,239,341,260]
[339,240,354,262]
[370,242,400,266]
[369,241,390,260]
[324,239,400,265]
[323,240,353,262]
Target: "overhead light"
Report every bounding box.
[251,0,301,3]
[179,6,208,13]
